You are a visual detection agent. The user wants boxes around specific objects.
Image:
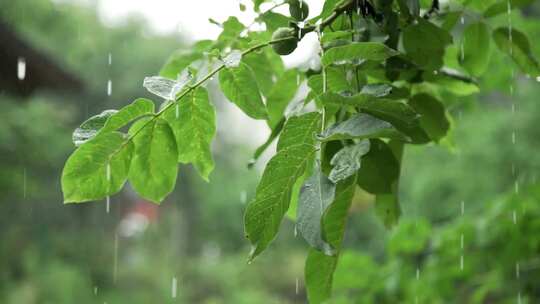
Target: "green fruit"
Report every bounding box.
[289,0,309,21]
[271,27,298,55]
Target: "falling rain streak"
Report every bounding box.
[295,277,299,295]
[17,57,26,80]
[107,79,112,96]
[106,163,111,213]
[460,201,464,271]
[172,276,178,298]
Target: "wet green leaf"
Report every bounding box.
[329,140,370,183]
[128,117,178,203]
[163,87,215,181]
[62,132,133,203]
[297,162,336,255]
[305,175,357,303]
[321,42,399,66]
[403,19,452,70]
[493,27,540,76]
[219,62,268,119]
[459,22,491,77]
[245,112,321,260]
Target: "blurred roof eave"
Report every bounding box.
[0,20,84,98]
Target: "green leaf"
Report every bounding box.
[402,19,452,70]
[163,87,216,181]
[356,139,400,194]
[297,162,337,255]
[318,113,406,142]
[217,17,245,45]
[128,117,178,203]
[373,140,403,228]
[321,42,399,66]
[492,27,540,76]
[305,175,357,304]
[244,112,321,260]
[266,69,300,127]
[329,140,370,183]
[459,22,491,77]
[408,93,450,141]
[277,112,321,152]
[219,62,268,120]
[243,49,284,96]
[307,68,350,97]
[483,0,534,18]
[423,68,480,96]
[375,192,402,228]
[62,132,133,203]
[258,11,290,32]
[160,51,203,79]
[72,110,117,146]
[101,98,155,133]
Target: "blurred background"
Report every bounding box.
[0,0,539,303]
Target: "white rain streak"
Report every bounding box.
[293,224,298,238]
[416,267,420,280]
[240,190,247,204]
[106,163,111,214]
[175,103,180,119]
[94,286,98,295]
[516,262,520,279]
[17,57,26,80]
[460,255,464,271]
[460,202,465,271]
[107,79,112,96]
[113,234,119,283]
[108,53,112,65]
[295,277,299,295]
[172,276,178,298]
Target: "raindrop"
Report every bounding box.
[17,57,26,80]
[461,201,465,215]
[460,255,464,271]
[322,70,327,93]
[512,131,516,144]
[295,277,299,295]
[460,42,465,62]
[518,292,522,304]
[536,76,540,82]
[294,224,298,237]
[171,276,178,298]
[460,233,464,250]
[106,196,110,214]
[94,286,98,295]
[460,16,465,25]
[106,163,111,181]
[512,163,516,176]
[296,73,300,86]
[513,209,517,224]
[107,79,112,96]
[175,103,179,119]
[108,53,112,65]
[416,267,420,280]
[516,262,520,279]
[514,180,519,194]
[223,50,242,68]
[240,190,247,204]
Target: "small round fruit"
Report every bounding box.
[271,27,298,55]
[289,0,309,21]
